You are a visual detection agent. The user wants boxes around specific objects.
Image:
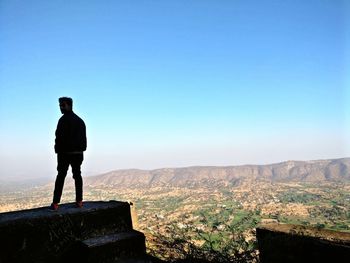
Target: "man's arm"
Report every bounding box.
[55,117,66,153]
[81,120,87,151]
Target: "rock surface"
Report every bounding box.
[257,223,350,263]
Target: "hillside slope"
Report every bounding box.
[85,158,350,188]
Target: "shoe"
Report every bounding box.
[76,201,83,208]
[49,203,59,211]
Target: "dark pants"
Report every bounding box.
[53,153,84,204]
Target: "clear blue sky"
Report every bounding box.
[0,0,349,180]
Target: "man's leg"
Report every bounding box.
[71,153,84,202]
[53,154,70,204]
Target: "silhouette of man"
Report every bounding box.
[50,97,87,211]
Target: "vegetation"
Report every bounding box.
[147,210,260,263]
[278,191,321,204]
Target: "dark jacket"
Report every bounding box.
[55,111,87,153]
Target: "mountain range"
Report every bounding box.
[85,157,350,188]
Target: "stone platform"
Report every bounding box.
[0,201,159,263]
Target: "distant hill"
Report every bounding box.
[85,158,350,188]
[0,177,51,193]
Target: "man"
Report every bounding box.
[50,97,87,211]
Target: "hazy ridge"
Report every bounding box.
[85,157,350,188]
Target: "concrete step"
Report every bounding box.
[83,230,146,263]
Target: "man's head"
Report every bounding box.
[59,97,73,114]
